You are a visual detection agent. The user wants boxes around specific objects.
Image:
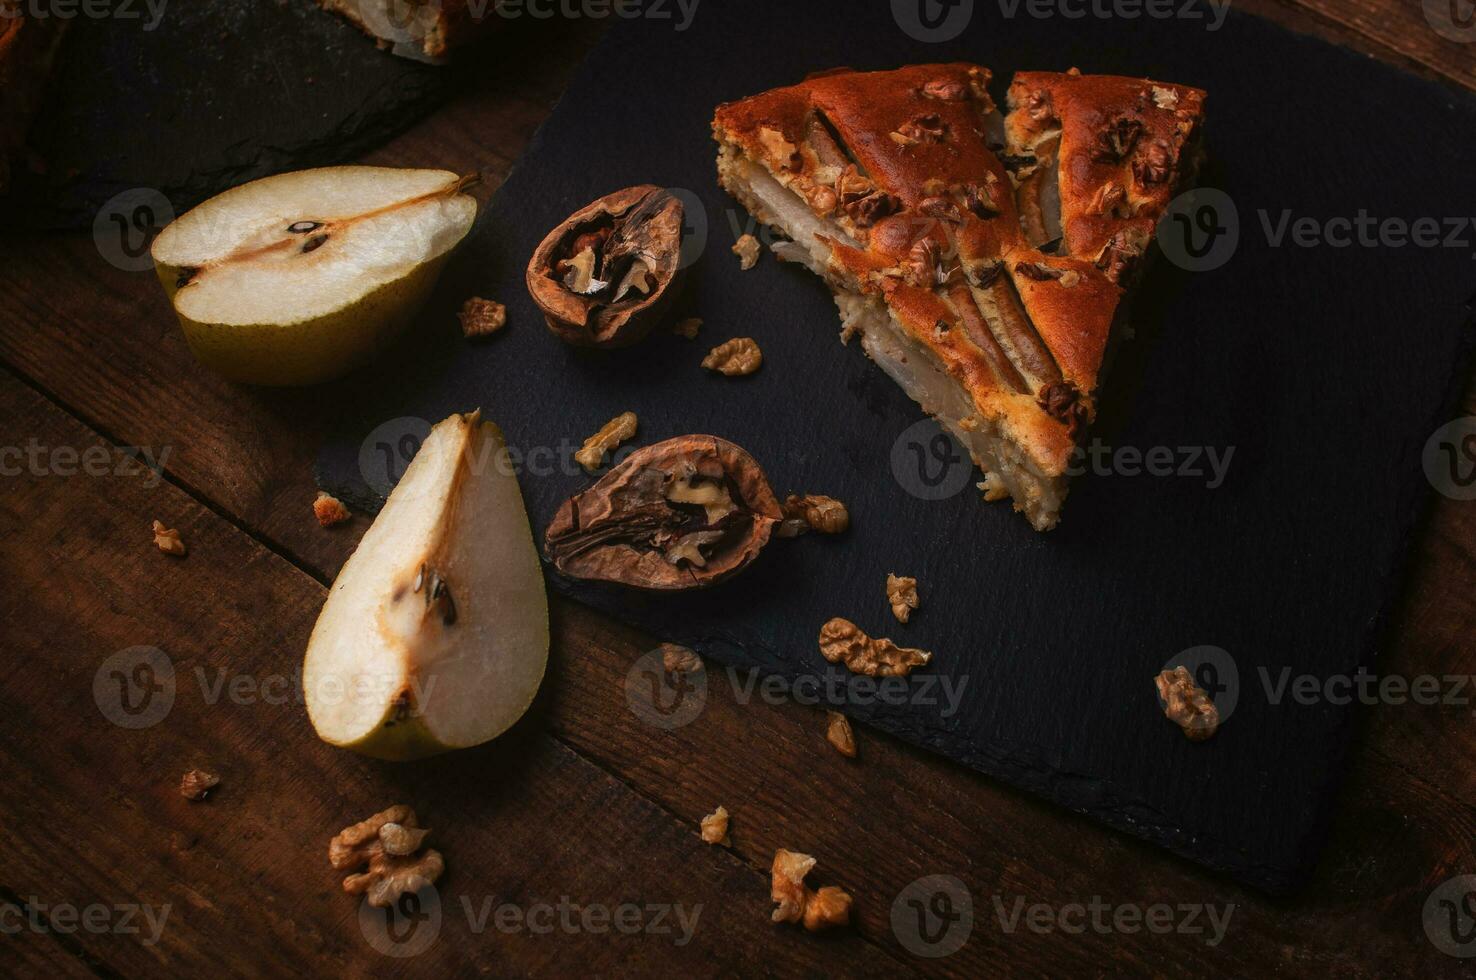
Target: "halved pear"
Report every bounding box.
[151,166,478,386]
[303,411,548,760]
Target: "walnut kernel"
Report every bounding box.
[732,234,762,270]
[313,491,352,528]
[818,617,931,677]
[1155,666,1220,740]
[458,296,507,339]
[152,520,186,556]
[673,317,702,339]
[700,805,730,846]
[330,806,444,908]
[702,337,762,376]
[783,494,849,534]
[575,411,638,472]
[770,849,851,932]
[661,643,702,674]
[825,711,857,758]
[179,768,220,800]
[757,127,798,169]
[886,574,919,623]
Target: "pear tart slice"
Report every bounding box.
[713,64,1206,530]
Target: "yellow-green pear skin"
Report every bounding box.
[303,412,549,760]
[150,166,478,387]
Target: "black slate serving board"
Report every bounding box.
[16,0,452,230]
[318,1,1476,891]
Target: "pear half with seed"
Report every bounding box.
[151,166,478,386]
[303,411,548,760]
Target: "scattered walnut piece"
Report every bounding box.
[700,806,730,846]
[178,768,220,801]
[661,643,702,674]
[782,494,849,535]
[805,886,854,931]
[732,234,762,270]
[702,337,762,376]
[330,805,444,908]
[575,411,638,472]
[458,296,507,339]
[818,617,931,677]
[770,849,851,931]
[313,491,352,528]
[825,711,857,758]
[1059,270,1082,288]
[1087,181,1125,217]
[886,574,920,623]
[673,316,702,339]
[1155,666,1220,741]
[152,520,186,556]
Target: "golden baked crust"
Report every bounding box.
[712,64,1206,499]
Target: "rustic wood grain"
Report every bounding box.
[0,369,909,977]
[0,3,1473,976]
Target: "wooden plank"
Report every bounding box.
[0,370,909,977]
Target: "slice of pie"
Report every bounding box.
[712,64,1206,529]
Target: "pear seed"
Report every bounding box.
[302,234,329,253]
[288,220,322,233]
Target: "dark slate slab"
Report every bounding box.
[315,0,1476,891]
[15,0,451,229]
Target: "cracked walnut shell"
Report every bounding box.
[770,849,852,931]
[702,337,762,376]
[819,618,931,677]
[1155,666,1220,741]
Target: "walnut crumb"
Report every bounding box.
[702,337,762,376]
[1155,666,1220,741]
[313,491,351,528]
[700,806,730,846]
[886,574,920,623]
[770,849,852,931]
[732,234,762,270]
[825,711,857,758]
[660,643,702,674]
[757,127,798,169]
[1059,269,1082,288]
[673,317,702,339]
[575,411,638,472]
[979,474,1009,502]
[818,617,931,677]
[458,296,507,339]
[781,494,849,535]
[1151,85,1180,110]
[152,520,186,556]
[331,805,445,908]
[179,768,220,801]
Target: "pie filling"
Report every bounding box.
[716,146,1065,529]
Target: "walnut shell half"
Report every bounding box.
[526,185,686,348]
[544,435,781,590]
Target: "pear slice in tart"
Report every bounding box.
[713,64,1205,530]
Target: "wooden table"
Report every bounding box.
[2,3,1473,976]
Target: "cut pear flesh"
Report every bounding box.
[303,411,549,760]
[151,166,478,385]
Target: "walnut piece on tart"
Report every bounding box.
[712,64,1206,529]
